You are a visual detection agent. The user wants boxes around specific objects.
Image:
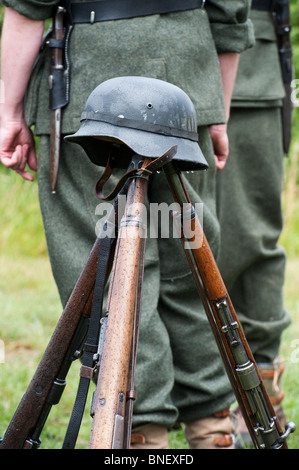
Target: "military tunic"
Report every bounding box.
[217,8,291,363]
[2,0,254,428]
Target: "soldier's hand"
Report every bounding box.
[0,118,37,181]
[208,123,229,171]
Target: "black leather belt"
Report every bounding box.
[66,0,205,24]
[251,0,274,11]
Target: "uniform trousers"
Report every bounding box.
[217,106,291,363]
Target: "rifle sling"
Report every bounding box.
[95,146,177,201]
[62,227,114,449]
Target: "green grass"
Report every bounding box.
[0,168,47,258]
[0,141,299,449]
[278,143,299,450]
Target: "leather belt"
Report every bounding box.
[251,0,274,11]
[66,0,205,24]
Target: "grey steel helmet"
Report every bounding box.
[65,76,208,171]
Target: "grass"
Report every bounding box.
[0,141,299,450]
[0,167,46,258]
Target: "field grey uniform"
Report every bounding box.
[217,7,291,365]
[2,0,253,429]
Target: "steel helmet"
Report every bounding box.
[65,76,208,171]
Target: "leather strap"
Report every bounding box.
[62,200,119,449]
[66,0,205,24]
[95,145,177,200]
[251,0,274,11]
[81,111,199,142]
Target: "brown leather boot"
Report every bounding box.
[259,358,287,427]
[235,358,287,448]
[233,407,254,448]
[184,408,236,449]
[130,423,169,449]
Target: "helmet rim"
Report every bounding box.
[66,119,207,170]
[65,76,208,171]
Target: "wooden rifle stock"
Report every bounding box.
[0,245,97,449]
[164,163,295,449]
[89,150,176,448]
[89,157,149,448]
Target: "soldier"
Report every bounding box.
[216,0,293,447]
[0,0,253,448]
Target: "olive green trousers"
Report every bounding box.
[37,128,234,428]
[216,106,291,363]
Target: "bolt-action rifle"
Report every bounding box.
[0,148,295,449]
[163,160,296,449]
